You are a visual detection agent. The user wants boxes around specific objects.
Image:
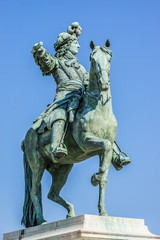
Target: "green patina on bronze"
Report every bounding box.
[21,22,131,228]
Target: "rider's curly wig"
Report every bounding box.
[55,39,73,58]
[55,22,81,58]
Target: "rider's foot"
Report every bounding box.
[54,146,68,158]
[120,156,131,165]
[51,146,68,163]
[112,155,131,171]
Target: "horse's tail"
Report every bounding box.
[21,144,42,228]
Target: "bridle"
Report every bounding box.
[88,47,112,105]
[86,91,111,106]
[86,91,100,100]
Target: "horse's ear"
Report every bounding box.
[90,41,95,50]
[105,39,110,48]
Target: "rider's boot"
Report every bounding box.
[51,120,68,162]
[112,142,131,171]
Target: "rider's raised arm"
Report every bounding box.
[31,42,56,76]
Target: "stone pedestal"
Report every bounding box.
[3,215,160,240]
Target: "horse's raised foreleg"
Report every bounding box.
[47,164,75,218]
[83,135,111,175]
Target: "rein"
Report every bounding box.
[90,69,109,78]
[86,91,111,105]
[86,91,100,100]
[96,69,108,75]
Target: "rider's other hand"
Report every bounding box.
[69,111,75,123]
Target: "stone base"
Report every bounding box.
[3,215,160,240]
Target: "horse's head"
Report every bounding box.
[89,39,112,92]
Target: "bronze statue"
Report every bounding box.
[21,22,130,228]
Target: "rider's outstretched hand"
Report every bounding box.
[31,42,46,66]
[31,41,44,53]
[31,42,46,58]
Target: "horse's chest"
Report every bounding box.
[83,107,117,140]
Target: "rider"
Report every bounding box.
[32,22,88,159]
[31,22,130,170]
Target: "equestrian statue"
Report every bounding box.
[21,22,131,228]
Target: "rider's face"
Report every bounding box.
[69,40,80,55]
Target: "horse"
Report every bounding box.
[21,39,118,228]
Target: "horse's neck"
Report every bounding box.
[87,76,100,96]
[86,81,112,111]
[98,88,112,111]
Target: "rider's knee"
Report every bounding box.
[47,108,67,130]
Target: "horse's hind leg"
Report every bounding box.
[30,167,46,224]
[47,164,75,218]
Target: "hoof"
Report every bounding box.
[91,173,101,186]
[66,213,75,218]
[42,221,48,225]
[99,211,108,216]
[38,218,47,225]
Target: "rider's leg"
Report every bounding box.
[47,108,68,160]
[51,119,68,159]
[112,141,131,171]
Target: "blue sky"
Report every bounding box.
[1,0,160,238]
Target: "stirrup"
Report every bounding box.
[112,155,131,171]
[120,156,131,166]
[53,146,68,158]
[111,159,123,171]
